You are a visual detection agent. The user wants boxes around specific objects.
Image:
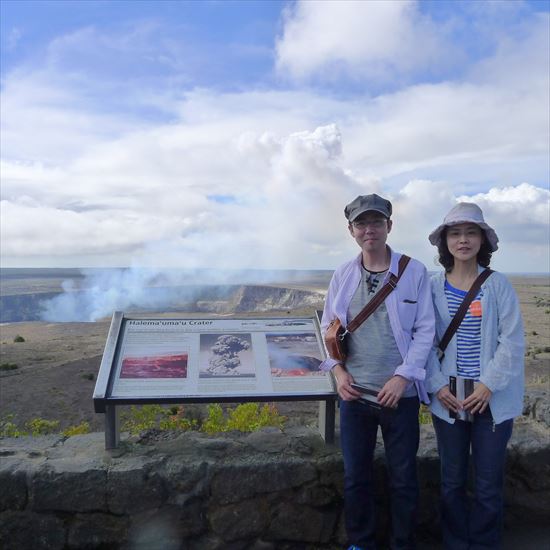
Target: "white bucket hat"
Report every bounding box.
[429,202,499,252]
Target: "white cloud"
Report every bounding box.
[2,113,547,272]
[0,121,370,269]
[1,5,548,273]
[276,0,448,81]
[457,183,550,260]
[391,180,550,273]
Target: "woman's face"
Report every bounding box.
[446,223,484,263]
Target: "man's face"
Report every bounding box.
[348,212,392,254]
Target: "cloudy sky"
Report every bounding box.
[1,0,549,273]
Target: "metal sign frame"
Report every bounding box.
[93,312,336,448]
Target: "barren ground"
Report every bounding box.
[0,276,548,432]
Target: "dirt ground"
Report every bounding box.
[0,277,548,432]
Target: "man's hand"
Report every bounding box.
[377,375,409,408]
[332,364,362,401]
[463,382,492,414]
[436,385,462,413]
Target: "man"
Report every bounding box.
[321,194,434,550]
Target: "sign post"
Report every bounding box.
[94,312,337,449]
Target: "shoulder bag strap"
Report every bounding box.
[438,268,494,355]
[346,254,411,333]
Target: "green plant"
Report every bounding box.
[1,416,91,438]
[201,404,226,434]
[159,406,197,432]
[0,415,23,437]
[13,335,25,343]
[120,404,167,435]
[201,403,286,434]
[0,362,18,371]
[228,402,285,432]
[25,418,60,436]
[418,404,432,425]
[81,373,95,381]
[530,374,550,386]
[63,422,91,437]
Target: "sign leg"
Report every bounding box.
[105,405,120,450]
[318,399,335,444]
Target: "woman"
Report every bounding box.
[426,202,524,549]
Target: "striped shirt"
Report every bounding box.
[444,280,483,380]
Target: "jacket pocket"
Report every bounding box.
[399,301,417,330]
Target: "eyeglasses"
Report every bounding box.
[351,219,386,230]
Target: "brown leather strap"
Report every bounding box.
[347,254,411,333]
[438,268,494,355]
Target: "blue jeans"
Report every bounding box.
[432,410,513,550]
[340,397,420,550]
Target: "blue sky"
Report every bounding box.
[1,0,549,272]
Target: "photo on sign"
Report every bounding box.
[266,332,323,377]
[120,353,188,379]
[199,333,255,378]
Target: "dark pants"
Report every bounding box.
[340,397,420,550]
[432,410,513,550]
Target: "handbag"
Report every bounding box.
[437,268,494,362]
[324,255,411,362]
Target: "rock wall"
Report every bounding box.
[1,420,548,550]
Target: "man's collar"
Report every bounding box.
[387,246,400,275]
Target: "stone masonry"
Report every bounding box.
[0,413,549,550]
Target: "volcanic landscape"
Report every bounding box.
[0,269,548,433]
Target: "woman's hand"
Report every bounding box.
[436,385,462,413]
[378,375,408,408]
[463,382,492,414]
[332,364,361,401]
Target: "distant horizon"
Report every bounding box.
[1,267,549,277]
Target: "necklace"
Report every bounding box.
[364,267,387,295]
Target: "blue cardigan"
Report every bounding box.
[426,267,525,425]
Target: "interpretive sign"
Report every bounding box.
[93,312,336,448]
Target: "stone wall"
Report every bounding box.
[0,418,548,550]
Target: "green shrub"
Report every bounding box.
[120,404,168,435]
[25,418,60,436]
[201,403,226,434]
[227,402,286,432]
[419,404,432,425]
[121,402,287,436]
[63,422,91,437]
[1,416,89,438]
[0,362,18,371]
[201,403,286,434]
[159,406,197,432]
[530,374,550,386]
[0,415,23,437]
[13,335,25,343]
